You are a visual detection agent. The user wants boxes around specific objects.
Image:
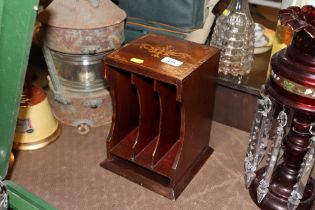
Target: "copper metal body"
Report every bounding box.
[39,0,126,133]
[38,0,126,54]
[40,23,124,54]
[47,90,112,135]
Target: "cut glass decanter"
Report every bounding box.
[210,0,255,78]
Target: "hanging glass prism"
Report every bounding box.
[244,89,275,188]
[288,129,315,210]
[256,109,287,203]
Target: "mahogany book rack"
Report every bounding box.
[101,34,219,199]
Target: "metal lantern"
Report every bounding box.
[244,6,315,210]
[38,0,126,134]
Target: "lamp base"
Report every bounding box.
[249,167,315,210]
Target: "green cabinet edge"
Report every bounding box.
[0,0,38,178]
[5,180,57,210]
[0,0,56,209]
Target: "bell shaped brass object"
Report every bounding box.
[14,72,60,150]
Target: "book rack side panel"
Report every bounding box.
[172,53,219,181]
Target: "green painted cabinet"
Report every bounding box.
[0,0,55,209]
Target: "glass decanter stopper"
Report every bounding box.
[210,0,255,78]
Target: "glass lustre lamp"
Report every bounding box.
[244,6,315,210]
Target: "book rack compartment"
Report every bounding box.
[107,67,181,178]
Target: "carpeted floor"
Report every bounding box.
[9,121,265,210]
[8,3,315,209]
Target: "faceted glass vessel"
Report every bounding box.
[210,0,255,78]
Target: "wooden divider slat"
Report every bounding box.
[131,75,160,158]
[152,81,181,166]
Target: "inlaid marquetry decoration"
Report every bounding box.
[140,43,192,59]
[110,53,129,62]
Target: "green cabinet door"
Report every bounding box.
[0,0,38,179]
[0,0,56,209]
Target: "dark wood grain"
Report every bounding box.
[134,137,158,169]
[105,67,139,156]
[213,85,257,132]
[152,82,180,166]
[131,75,159,158]
[105,34,219,86]
[110,128,138,160]
[172,50,219,181]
